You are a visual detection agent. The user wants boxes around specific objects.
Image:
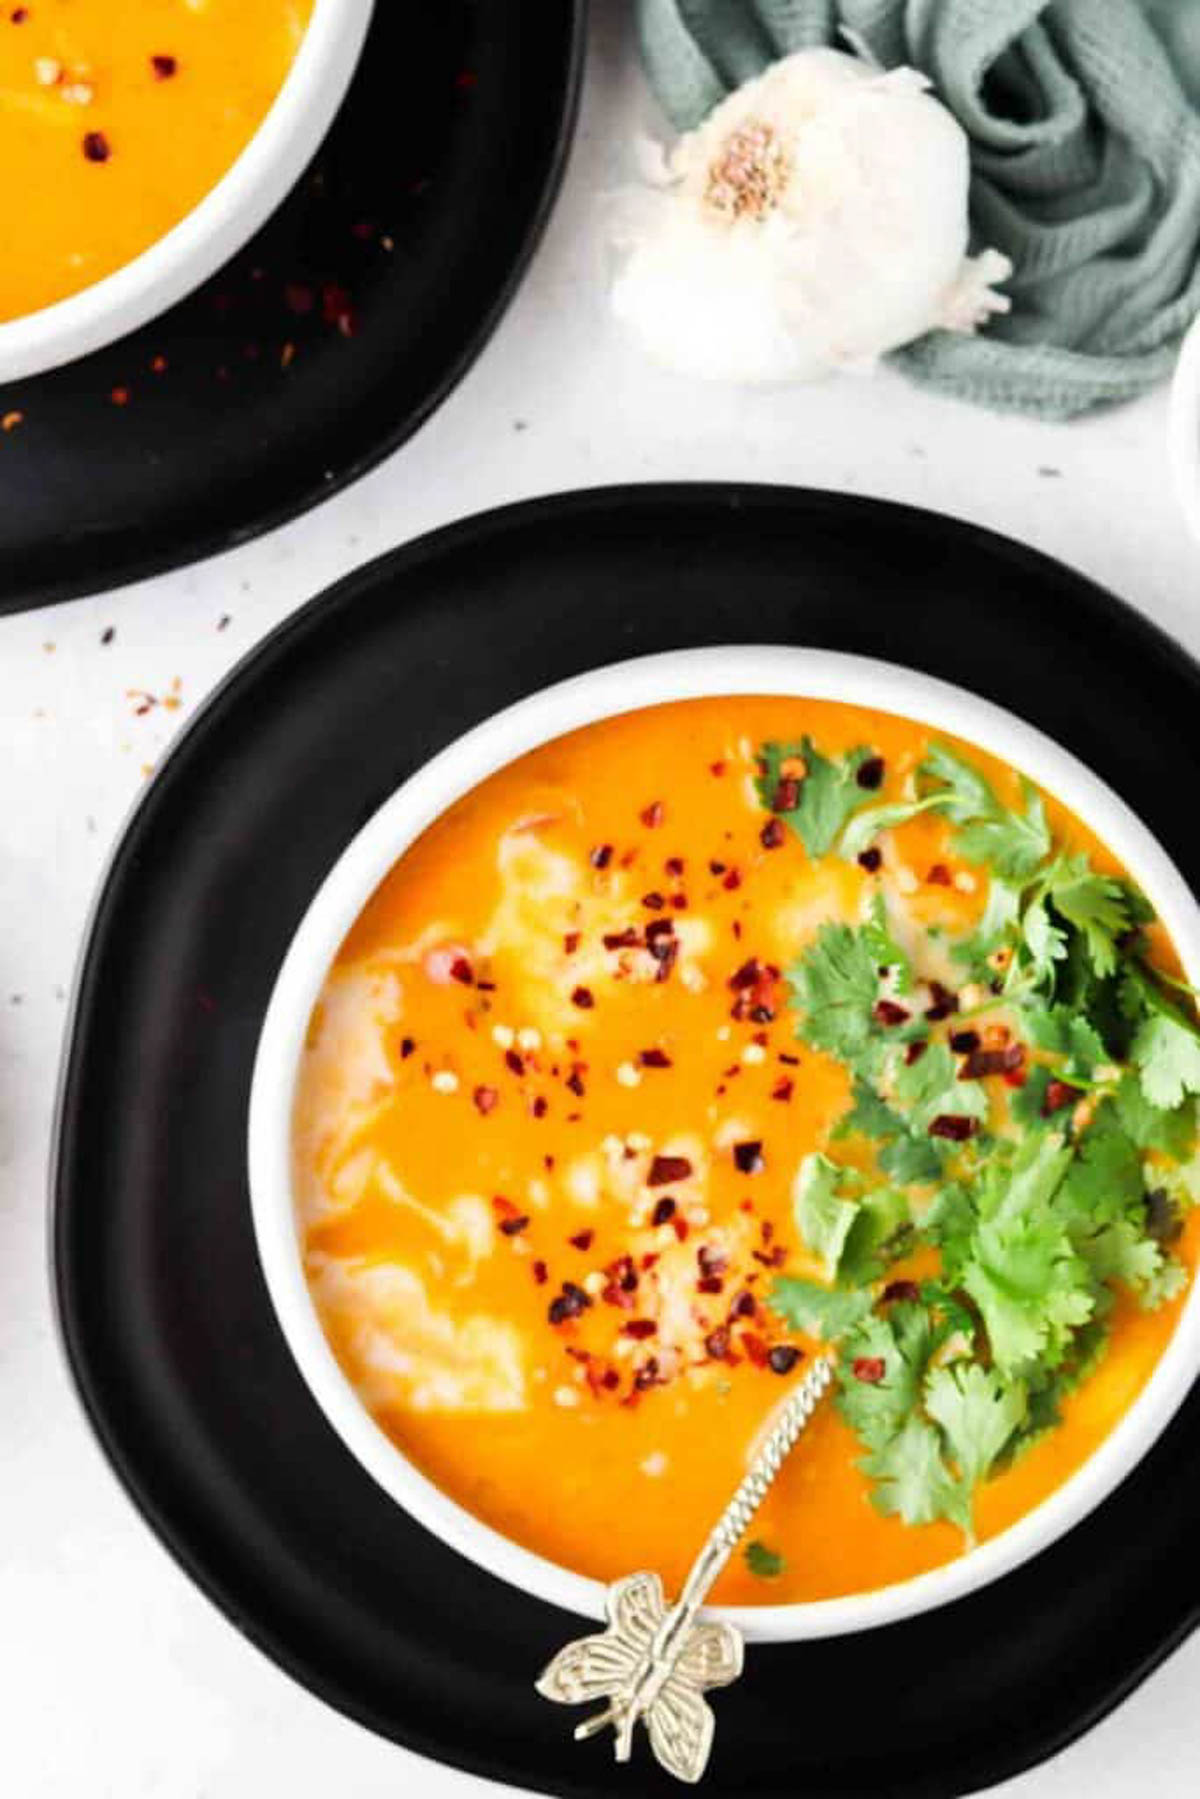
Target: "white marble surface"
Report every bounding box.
[2,6,1198,1795]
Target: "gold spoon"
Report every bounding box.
[535,1351,835,1784]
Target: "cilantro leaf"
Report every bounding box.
[743,1540,786,1579]
[839,793,950,861]
[837,1304,931,1450]
[768,1278,873,1340]
[894,1040,988,1135]
[787,922,879,1063]
[1076,1219,1165,1294]
[1113,1074,1196,1159]
[953,875,1023,981]
[924,1362,1027,1490]
[861,891,913,994]
[862,1415,969,1530]
[757,737,873,859]
[1025,1006,1107,1082]
[963,1212,1093,1374]
[920,748,1051,881]
[792,1153,860,1280]
[1132,1014,1200,1110]
[1022,893,1069,986]
[923,1182,977,1279]
[839,1186,912,1286]
[834,1076,942,1184]
[1041,856,1131,979]
[1055,1103,1141,1227]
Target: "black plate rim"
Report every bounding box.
[15,0,587,616]
[50,482,1200,1795]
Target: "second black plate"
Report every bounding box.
[54,487,1200,1797]
[0,0,583,613]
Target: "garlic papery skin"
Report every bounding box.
[611,48,1011,384]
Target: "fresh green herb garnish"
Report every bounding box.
[743,1540,787,1579]
[756,733,1199,1540]
[757,737,874,859]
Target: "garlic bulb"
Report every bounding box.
[611,48,1011,383]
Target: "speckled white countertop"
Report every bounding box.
[2,6,1198,1795]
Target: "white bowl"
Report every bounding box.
[0,0,373,382]
[1169,308,1200,551]
[248,646,1200,1642]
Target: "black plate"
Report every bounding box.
[54,487,1200,1798]
[0,0,583,615]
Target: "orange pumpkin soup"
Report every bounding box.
[293,697,1199,1604]
[0,0,312,320]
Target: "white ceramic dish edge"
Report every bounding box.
[0,0,373,382]
[1169,309,1200,552]
[248,645,1200,1642]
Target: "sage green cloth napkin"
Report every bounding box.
[635,0,1200,416]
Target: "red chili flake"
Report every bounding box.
[648,1154,693,1187]
[733,1140,765,1174]
[882,1280,920,1304]
[778,1051,800,1066]
[671,893,688,911]
[873,1000,910,1027]
[856,757,885,790]
[925,981,959,1021]
[929,1113,980,1141]
[532,1260,548,1285]
[1005,1063,1028,1089]
[651,1197,676,1226]
[722,869,742,891]
[697,1244,729,1278]
[569,1229,594,1251]
[654,940,679,983]
[531,1095,549,1118]
[752,1245,787,1268]
[449,955,473,985]
[590,843,613,869]
[633,1357,661,1390]
[665,856,685,877]
[729,1290,756,1320]
[639,1048,672,1069]
[904,1038,929,1066]
[622,1318,656,1339]
[740,1332,769,1367]
[1043,1079,1082,1116]
[400,1037,416,1059]
[771,1076,794,1102]
[548,1281,592,1325]
[570,986,595,1009]
[698,1275,724,1294]
[950,1029,981,1054]
[768,1345,803,1375]
[752,817,783,851]
[11,8,29,20]
[672,1216,690,1243]
[641,891,665,911]
[761,1221,774,1243]
[857,847,882,873]
[82,130,111,162]
[641,801,665,828]
[601,1368,620,1390]
[498,1214,530,1237]
[771,776,800,813]
[645,917,675,945]
[563,931,581,954]
[150,53,177,78]
[641,1251,660,1270]
[473,1085,499,1115]
[608,1254,638,1293]
[603,928,640,950]
[852,1356,886,1383]
[926,864,952,886]
[705,1326,731,1359]
[565,1066,586,1097]
[504,1048,524,1076]
[709,859,727,876]
[729,958,762,991]
[961,1043,1025,1080]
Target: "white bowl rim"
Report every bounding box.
[0,0,373,381]
[248,645,1200,1643]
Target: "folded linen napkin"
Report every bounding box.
[635,0,1200,416]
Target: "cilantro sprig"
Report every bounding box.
[755,732,1199,1540]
